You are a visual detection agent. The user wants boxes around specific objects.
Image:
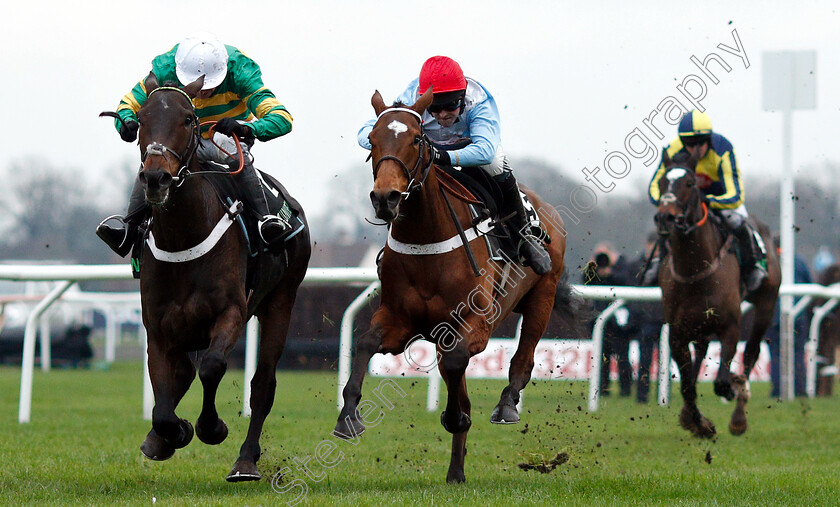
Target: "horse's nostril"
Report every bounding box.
[159,172,173,189]
[386,190,402,207]
[369,191,379,210]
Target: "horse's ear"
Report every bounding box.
[183,75,205,99]
[144,72,159,95]
[412,87,434,116]
[372,90,387,116]
[687,148,700,171]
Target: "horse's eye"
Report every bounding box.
[185,116,193,126]
[413,135,421,145]
[686,181,694,188]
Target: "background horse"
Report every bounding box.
[334,89,584,483]
[814,263,840,395]
[655,151,780,437]
[133,73,310,481]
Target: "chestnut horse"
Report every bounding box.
[131,73,310,481]
[334,89,583,483]
[655,151,780,437]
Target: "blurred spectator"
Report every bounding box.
[813,245,835,275]
[626,232,666,404]
[583,241,634,397]
[766,236,812,398]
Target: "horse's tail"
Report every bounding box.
[553,273,594,338]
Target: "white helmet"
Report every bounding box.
[174,32,228,89]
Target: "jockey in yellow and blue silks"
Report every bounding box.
[648,110,767,291]
[96,32,295,257]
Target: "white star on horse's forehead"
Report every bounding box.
[387,120,408,138]
[666,168,688,181]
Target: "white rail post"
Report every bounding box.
[141,325,153,420]
[243,318,259,418]
[39,314,51,372]
[337,281,381,410]
[588,299,626,412]
[18,280,74,423]
[657,324,671,406]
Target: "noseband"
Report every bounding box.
[140,86,200,187]
[370,108,434,199]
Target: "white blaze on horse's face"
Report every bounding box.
[666,168,688,181]
[387,120,408,138]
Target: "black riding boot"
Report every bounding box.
[95,179,148,257]
[238,162,293,250]
[734,221,768,292]
[494,172,552,275]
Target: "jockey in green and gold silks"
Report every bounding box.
[97,32,296,258]
[648,110,767,292]
[114,44,292,142]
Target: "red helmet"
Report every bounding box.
[419,56,467,95]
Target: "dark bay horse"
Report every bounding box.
[132,73,310,481]
[333,89,583,483]
[655,151,780,437]
[814,263,840,396]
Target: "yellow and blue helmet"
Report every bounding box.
[678,110,713,139]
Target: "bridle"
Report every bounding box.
[370,108,434,200]
[657,167,709,236]
[140,86,200,187]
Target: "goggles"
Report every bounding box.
[428,98,462,114]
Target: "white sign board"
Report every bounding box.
[369,338,771,381]
[762,51,817,111]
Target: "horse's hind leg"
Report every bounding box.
[671,331,716,437]
[439,339,472,484]
[491,283,554,424]
[196,306,245,448]
[227,287,296,482]
[729,304,771,435]
[143,343,196,460]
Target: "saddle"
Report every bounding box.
[129,166,305,281]
[439,166,544,264]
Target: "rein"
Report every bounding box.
[664,189,731,283]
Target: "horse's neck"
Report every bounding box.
[150,174,222,250]
[390,172,469,244]
[669,221,722,272]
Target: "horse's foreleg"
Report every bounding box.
[196,306,244,447]
[333,325,384,440]
[228,288,297,482]
[492,284,554,424]
[693,339,710,382]
[143,341,196,460]
[671,332,716,437]
[439,338,472,484]
[714,322,741,401]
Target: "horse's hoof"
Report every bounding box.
[490,403,520,424]
[169,418,194,449]
[226,459,261,482]
[446,470,466,484]
[441,411,472,434]
[714,379,735,401]
[333,415,366,440]
[729,420,748,436]
[140,430,175,461]
[196,417,228,445]
[695,417,717,438]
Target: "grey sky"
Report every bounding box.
[3,1,837,217]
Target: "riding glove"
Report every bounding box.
[215,118,255,140]
[432,146,451,167]
[120,121,139,143]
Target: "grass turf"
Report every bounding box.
[1,362,839,506]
